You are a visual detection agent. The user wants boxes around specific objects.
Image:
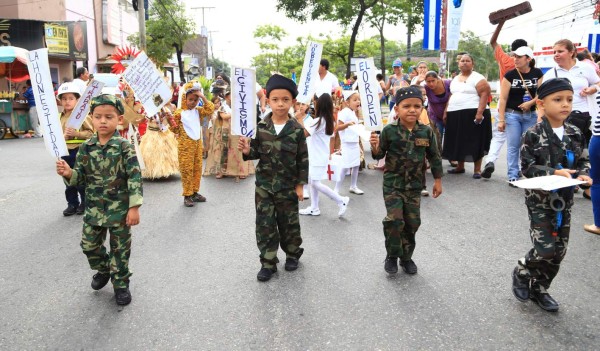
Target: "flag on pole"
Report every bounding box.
[446,1,465,51]
[423,0,442,50]
[588,33,600,53]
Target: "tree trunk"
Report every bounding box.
[379,1,386,77]
[346,0,378,77]
[173,43,185,83]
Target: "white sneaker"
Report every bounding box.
[299,207,320,216]
[303,194,310,199]
[338,197,350,217]
[349,187,364,195]
[421,189,429,197]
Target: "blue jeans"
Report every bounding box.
[589,136,600,226]
[506,110,537,179]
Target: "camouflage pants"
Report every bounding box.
[178,131,203,196]
[516,206,571,291]
[383,188,421,260]
[255,187,303,268]
[81,223,132,289]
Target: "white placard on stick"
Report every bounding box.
[66,79,105,130]
[356,58,383,131]
[231,67,257,138]
[121,51,171,116]
[26,48,68,158]
[510,175,586,191]
[296,41,323,104]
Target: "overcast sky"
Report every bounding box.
[180,0,597,68]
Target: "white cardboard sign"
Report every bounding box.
[66,79,104,130]
[121,51,171,116]
[231,66,257,138]
[296,42,323,104]
[26,48,68,158]
[356,58,383,131]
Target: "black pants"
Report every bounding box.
[567,111,591,145]
[62,147,85,206]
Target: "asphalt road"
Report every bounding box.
[1,137,599,350]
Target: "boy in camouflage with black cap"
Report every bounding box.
[370,86,443,276]
[511,78,591,312]
[56,94,143,306]
[238,74,309,282]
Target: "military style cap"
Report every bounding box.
[266,74,298,98]
[537,78,573,100]
[90,94,125,115]
[394,86,424,104]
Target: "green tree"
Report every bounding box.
[128,0,195,82]
[366,0,424,76]
[276,0,378,77]
[447,31,499,80]
[253,25,289,78]
[207,57,231,77]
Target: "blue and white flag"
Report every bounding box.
[446,1,464,51]
[423,0,442,50]
[588,33,600,53]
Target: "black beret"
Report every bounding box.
[394,86,424,104]
[537,78,573,99]
[266,74,298,98]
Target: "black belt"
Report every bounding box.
[506,108,535,114]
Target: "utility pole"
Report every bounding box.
[190,6,215,76]
[208,30,218,61]
[440,0,448,75]
[138,0,146,50]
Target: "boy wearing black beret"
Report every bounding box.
[370,86,443,276]
[238,75,309,282]
[511,78,591,312]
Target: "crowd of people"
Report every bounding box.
[38,26,600,311]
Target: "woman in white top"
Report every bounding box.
[442,53,492,178]
[335,90,364,194]
[542,39,600,147]
[299,94,350,217]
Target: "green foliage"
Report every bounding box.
[128,0,195,67]
[447,31,499,80]
[207,57,231,76]
[191,76,213,101]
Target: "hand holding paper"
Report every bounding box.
[510,175,587,191]
[238,137,250,155]
[56,159,72,179]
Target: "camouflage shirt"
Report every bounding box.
[521,117,589,209]
[67,131,143,227]
[243,113,309,192]
[372,120,443,191]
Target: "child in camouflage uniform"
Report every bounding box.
[511,78,591,312]
[56,94,143,306]
[238,74,309,282]
[370,86,443,275]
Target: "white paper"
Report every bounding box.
[355,58,383,131]
[122,51,171,116]
[510,175,586,191]
[348,124,373,144]
[127,125,145,170]
[296,42,323,104]
[26,48,68,158]
[446,2,464,51]
[66,80,105,130]
[230,66,257,138]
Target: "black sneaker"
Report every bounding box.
[257,266,277,282]
[481,162,495,179]
[400,259,418,274]
[530,288,559,312]
[511,268,530,302]
[91,272,110,290]
[63,205,77,216]
[115,288,132,305]
[76,203,85,215]
[384,256,398,274]
[284,258,299,271]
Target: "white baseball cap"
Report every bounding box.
[513,46,534,58]
[57,82,82,99]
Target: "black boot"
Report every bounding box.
[76,203,85,215]
[91,272,110,290]
[511,268,530,302]
[384,256,398,274]
[284,258,299,271]
[115,288,132,305]
[400,259,418,274]
[257,266,277,282]
[63,204,77,216]
[530,288,559,312]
